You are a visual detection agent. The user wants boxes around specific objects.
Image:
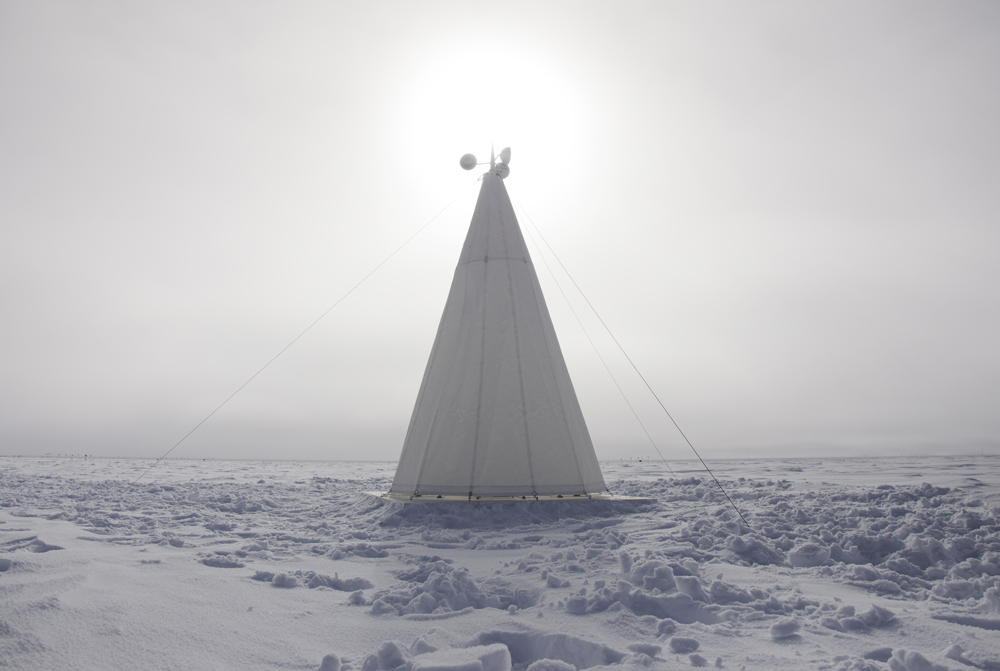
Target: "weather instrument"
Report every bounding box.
[460,145,511,179]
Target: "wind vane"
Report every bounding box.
[460,145,511,179]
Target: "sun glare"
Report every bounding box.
[394,40,595,171]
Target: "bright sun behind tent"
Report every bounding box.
[395,40,595,171]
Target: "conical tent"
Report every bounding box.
[390,170,607,498]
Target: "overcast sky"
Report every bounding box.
[2,1,998,462]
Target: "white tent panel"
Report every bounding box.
[390,173,606,497]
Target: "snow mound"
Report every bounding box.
[319,654,342,671]
[272,572,298,588]
[200,556,244,568]
[251,569,374,591]
[524,660,575,671]
[728,535,785,565]
[888,649,956,671]
[469,630,625,669]
[371,561,538,616]
[410,645,511,671]
[341,627,622,671]
[330,543,390,559]
[668,637,700,654]
[626,643,660,657]
[2,536,63,553]
[769,618,800,640]
[788,543,831,567]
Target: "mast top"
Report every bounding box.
[460,146,511,179]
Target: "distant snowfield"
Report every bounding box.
[1,456,998,671]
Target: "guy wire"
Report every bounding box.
[514,196,751,529]
[133,186,473,484]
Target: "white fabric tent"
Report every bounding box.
[390,171,607,498]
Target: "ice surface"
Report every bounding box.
[0,455,998,670]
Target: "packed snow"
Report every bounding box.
[1,456,998,670]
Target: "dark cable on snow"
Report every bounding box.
[517,203,675,478]
[514,196,751,529]
[133,187,473,485]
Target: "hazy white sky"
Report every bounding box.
[2,1,998,461]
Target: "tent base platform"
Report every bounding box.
[366,492,655,505]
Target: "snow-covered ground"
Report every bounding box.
[1,456,998,671]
